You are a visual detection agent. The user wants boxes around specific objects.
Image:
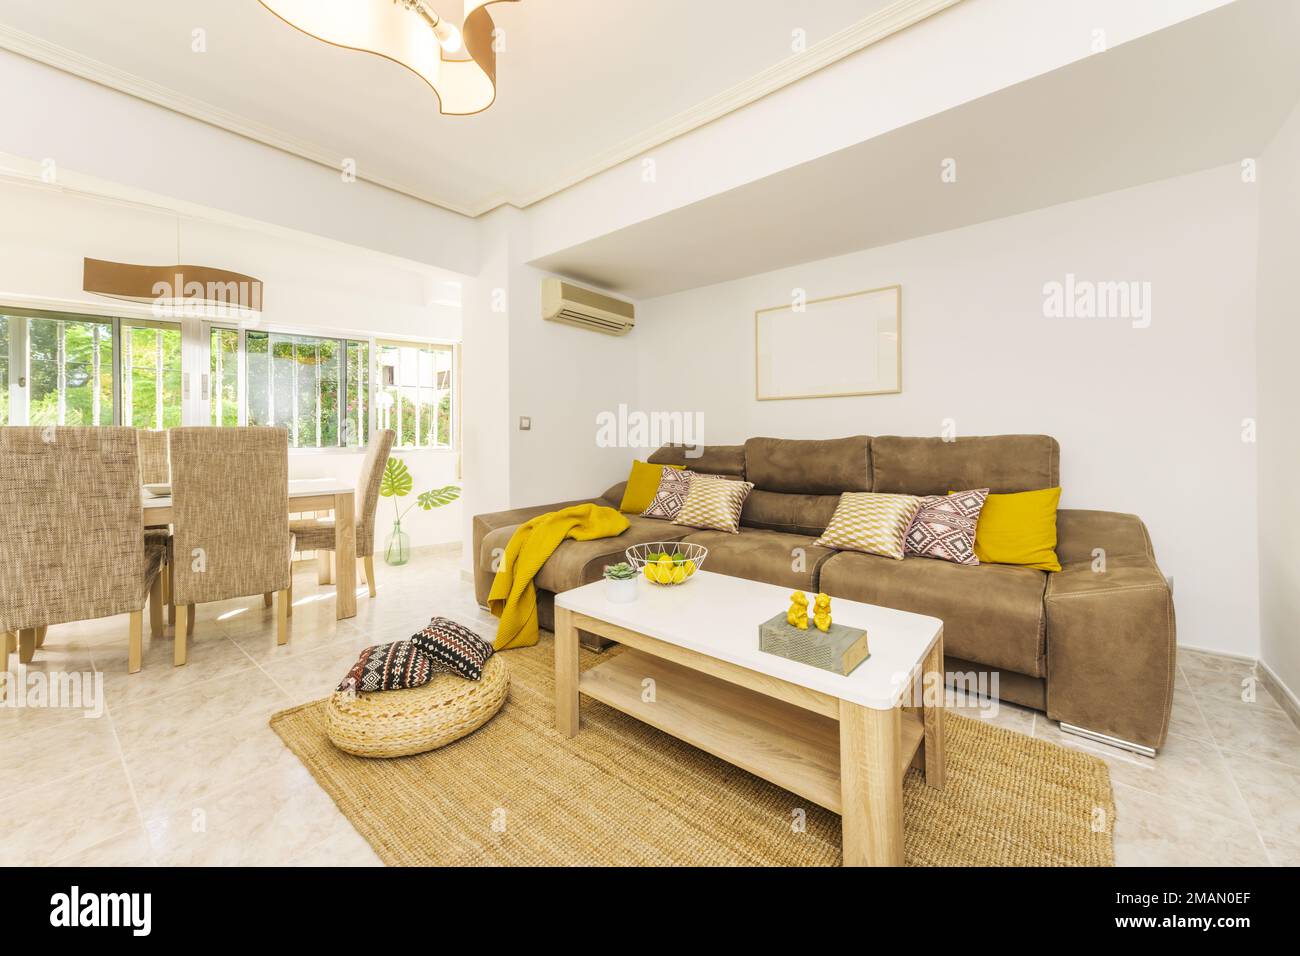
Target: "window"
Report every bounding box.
[245,330,369,448]
[27,314,115,427]
[376,340,454,449]
[209,326,240,427]
[121,320,182,429]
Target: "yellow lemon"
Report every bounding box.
[683,559,696,577]
[671,565,688,585]
[643,564,657,582]
[655,557,674,584]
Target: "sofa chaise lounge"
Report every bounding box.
[472,435,1175,754]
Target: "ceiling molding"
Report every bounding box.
[0,0,963,218]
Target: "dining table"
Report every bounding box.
[142,477,359,620]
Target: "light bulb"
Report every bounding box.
[433,19,462,53]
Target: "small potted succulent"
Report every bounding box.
[603,562,639,603]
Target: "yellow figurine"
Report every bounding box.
[813,593,832,632]
[787,591,809,630]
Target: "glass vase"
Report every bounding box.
[385,519,410,566]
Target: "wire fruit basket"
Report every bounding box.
[625,542,709,586]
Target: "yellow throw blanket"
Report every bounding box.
[488,503,629,651]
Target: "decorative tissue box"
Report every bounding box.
[758,613,870,676]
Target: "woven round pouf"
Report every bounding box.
[326,655,509,758]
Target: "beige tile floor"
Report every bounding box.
[3,549,1298,866]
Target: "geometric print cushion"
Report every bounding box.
[671,473,754,534]
[337,641,438,693]
[814,492,923,560]
[641,468,693,520]
[905,489,988,565]
[408,616,495,681]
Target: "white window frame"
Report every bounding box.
[375,337,457,453]
[0,302,460,457]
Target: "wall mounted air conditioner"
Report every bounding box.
[541,278,634,336]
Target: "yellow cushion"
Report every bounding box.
[962,487,1062,572]
[618,460,685,513]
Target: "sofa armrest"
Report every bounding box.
[1054,509,1154,565]
[471,497,595,605]
[601,481,627,506]
[1044,553,1175,750]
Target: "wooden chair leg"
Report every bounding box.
[287,578,293,618]
[34,625,48,648]
[263,592,273,608]
[149,574,164,639]
[276,589,290,645]
[166,560,176,627]
[174,605,191,667]
[317,551,334,586]
[128,610,143,674]
[17,628,36,664]
[363,555,376,598]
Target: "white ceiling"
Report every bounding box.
[532,0,1300,298]
[0,0,908,215]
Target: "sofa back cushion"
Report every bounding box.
[869,435,1059,495]
[738,436,871,535]
[648,443,746,478]
[743,436,871,494]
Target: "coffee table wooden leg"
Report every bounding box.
[839,700,904,867]
[554,606,579,737]
[922,633,946,790]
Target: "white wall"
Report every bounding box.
[635,163,1261,658]
[1256,100,1300,699]
[0,176,465,551]
[457,205,639,575]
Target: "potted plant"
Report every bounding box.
[603,562,639,603]
[378,457,461,566]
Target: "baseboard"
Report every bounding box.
[1257,659,1300,733]
[1176,642,1257,664]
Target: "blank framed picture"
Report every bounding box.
[755,284,901,401]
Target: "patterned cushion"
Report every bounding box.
[671,473,754,534]
[337,641,438,693]
[641,468,693,520]
[814,492,923,560]
[409,616,495,681]
[905,489,988,565]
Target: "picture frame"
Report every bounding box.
[754,284,901,401]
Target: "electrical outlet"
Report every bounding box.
[519,416,532,431]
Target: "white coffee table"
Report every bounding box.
[554,570,945,866]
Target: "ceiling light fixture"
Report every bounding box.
[257,0,518,116]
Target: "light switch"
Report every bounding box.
[519,416,532,431]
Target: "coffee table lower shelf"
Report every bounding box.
[579,648,925,815]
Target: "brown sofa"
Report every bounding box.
[472,435,1175,753]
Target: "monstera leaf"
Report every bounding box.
[417,485,461,510]
[379,457,413,498]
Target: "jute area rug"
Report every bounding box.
[270,634,1115,866]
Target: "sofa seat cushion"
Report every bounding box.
[819,552,1048,677]
[534,515,693,594]
[679,529,836,591]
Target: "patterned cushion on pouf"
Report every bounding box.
[326,655,510,759]
[409,617,494,680]
[337,641,438,693]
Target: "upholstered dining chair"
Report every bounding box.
[168,427,293,666]
[0,427,168,678]
[290,428,394,599]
